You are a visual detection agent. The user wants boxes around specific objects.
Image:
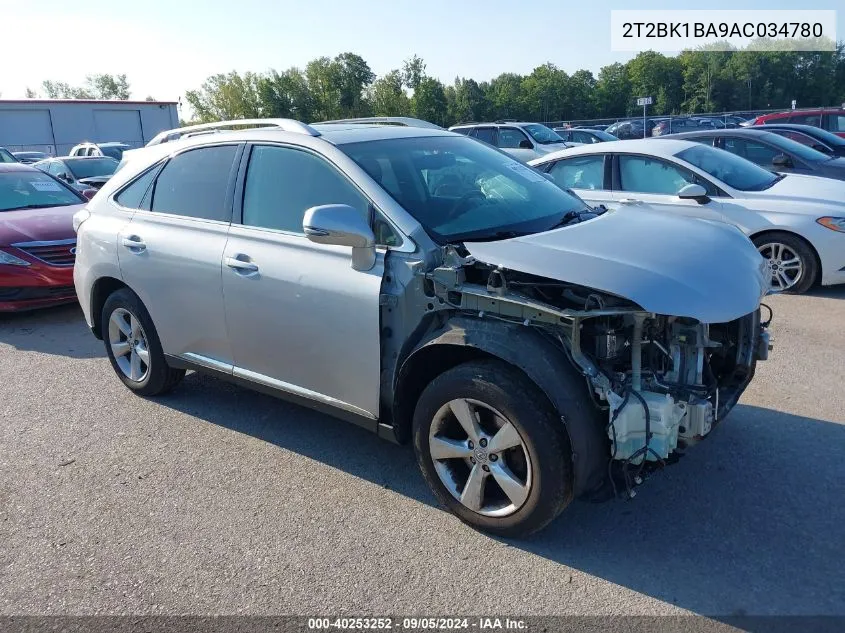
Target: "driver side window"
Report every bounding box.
[548,155,606,190]
[619,155,713,196]
[497,128,530,149]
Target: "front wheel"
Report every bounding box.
[753,232,817,294]
[412,360,573,538]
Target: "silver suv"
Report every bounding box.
[73,117,771,536]
[448,121,580,162]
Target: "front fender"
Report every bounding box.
[395,316,608,497]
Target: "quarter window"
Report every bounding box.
[497,128,530,149]
[548,155,606,190]
[788,114,821,127]
[115,165,160,210]
[149,145,238,221]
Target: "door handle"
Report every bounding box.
[618,198,641,205]
[121,236,146,252]
[225,255,259,273]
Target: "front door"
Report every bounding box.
[610,154,728,223]
[544,153,617,210]
[221,144,384,420]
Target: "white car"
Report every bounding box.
[448,121,581,162]
[530,139,845,294]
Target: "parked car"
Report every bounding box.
[0,163,87,311]
[753,123,845,157]
[13,151,50,164]
[664,129,845,181]
[74,118,771,537]
[605,119,657,140]
[651,118,715,136]
[0,147,19,163]
[530,139,845,294]
[33,156,119,192]
[554,128,619,144]
[749,108,845,138]
[448,121,579,161]
[69,142,133,160]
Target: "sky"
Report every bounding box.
[3,0,844,112]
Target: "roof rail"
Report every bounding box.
[145,118,321,147]
[313,116,443,130]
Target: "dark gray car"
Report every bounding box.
[663,128,845,181]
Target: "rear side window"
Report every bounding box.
[471,127,496,145]
[115,166,160,210]
[829,115,845,132]
[548,155,606,190]
[150,145,238,221]
[789,114,821,126]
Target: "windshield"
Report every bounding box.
[592,129,618,141]
[66,157,118,179]
[759,133,832,162]
[676,144,779,191]
[0,171,83,211]
[100,146,127,160]
[0,148,18,163]
[522,124,566,145]
[339,135,589,243]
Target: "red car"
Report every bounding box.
[0,163,90,311]
[750,108,845,138]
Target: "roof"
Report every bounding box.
[529,138,698,164]
[314,124,455,144]
[0,163,38,173]
[664,128,776,140]
[74,141,131,148]
[0,98,178,106]
[449,121,539,128]
[759,108,845,118]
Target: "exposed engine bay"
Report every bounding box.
[422,241,772,497]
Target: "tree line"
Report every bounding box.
[28,42,845,126]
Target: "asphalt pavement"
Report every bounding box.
[1,287,843,618]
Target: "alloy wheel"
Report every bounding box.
[428,398,532,517]
[757,242,803,291]
[108,308,151,382]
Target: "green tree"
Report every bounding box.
[567,70,597,119]
[368,70,410,116]
[627,52,683,114]
[185,71,262,122]
[402,54,426,91]
[521,63,568,122]
[258,68,315,120]
[412,77,448,125]
[333,52,375,117]
[486,73,525,120]
[595,63,631,118]
[449,77,486,123]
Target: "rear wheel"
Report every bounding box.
[752,232,817,294]
[101,288,184,396]
[413,360,573,538]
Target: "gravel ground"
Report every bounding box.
[1,287,843,618]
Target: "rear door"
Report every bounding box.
[117,143,242,368]
[220,143,386,420]
[542,153,615,209]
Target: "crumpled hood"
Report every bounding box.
[465,208,768,324]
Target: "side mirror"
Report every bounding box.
[303,204,376,271]
[678,183,709,203]
[772,154,792,167]
[518,139,533,149]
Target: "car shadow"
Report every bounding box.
[0,302,105,359]
[156,373,845,617]
[806,284,845,300]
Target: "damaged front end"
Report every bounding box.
[422,243,772,498]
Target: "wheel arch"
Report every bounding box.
[393,316,608,497]
[749,228,822,283]
[89,276,129,339]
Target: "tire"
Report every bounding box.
[101,288,185,396]
[752,231,818,295]
[413,359,573,538]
